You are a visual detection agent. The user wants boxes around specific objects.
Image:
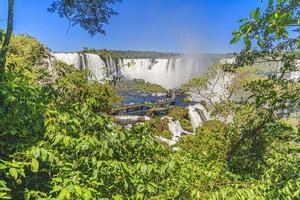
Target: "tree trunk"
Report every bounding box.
[0,0,14,74]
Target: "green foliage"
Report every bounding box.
[168,107,189,121]
[48,0,121,36]
[148,117,172,139]
[1,0,300,198]
[230,0,299,52]
[167,107,193,132]
[179,119,193,132]
[7,34,49,66]
[81,48,180,59]
[115,79,166,94]
[160,130,173,139]
[180,120,229,161]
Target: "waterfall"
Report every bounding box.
[84,54,107,81]
[158,117,193,146]
[290,60,300,81]
[52,53,107,81]
[52,53,213,89]
[188,103,210,130]
[120,57,209,88]
[53,53,82,69]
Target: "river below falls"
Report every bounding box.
[117,91,191,108]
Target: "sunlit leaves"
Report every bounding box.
[0,180,11,200]
[230,35,241,44]
[232,0,300,51]
[30,159,39,173]
[257,39,265,48]
[244,36,251,50]
[9,168,18,180]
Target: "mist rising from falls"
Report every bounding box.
[120,57,208,88]
[52,53,213,89]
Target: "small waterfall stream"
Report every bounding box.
[188,104,210,130]
[157,117,193,146]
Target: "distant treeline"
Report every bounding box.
[80,48,180,58]
[80,47,234,59]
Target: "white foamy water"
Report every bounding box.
[290,60,300,81]
[188,103,210,130]
[52,53,107,81]
[157,117,193,146]
[52,53,214,89]
[120,58,208,88]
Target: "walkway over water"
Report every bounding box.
[110,98,176,115]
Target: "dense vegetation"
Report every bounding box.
[114,79,166,94]
[147,117,172,139]
[0,0,300,199]
[81,48,180,59]
[168,107,193,132]
[80,48,232,60]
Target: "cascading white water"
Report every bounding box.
[84,54,107,81]
[53,53,82,68]
[52,53,212,89]
[290,60,300,81]
[120,57,208,88]
[52,53,107,81]
[188,103,210,130]
[157,117,193,146]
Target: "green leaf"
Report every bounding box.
[257,39,265,48]
[230,36,241,44]
[63,136,70,147]
[191,189,197,197]
[53,177,63,183]
[0,163,7,170]
[51,185,63,193]
[251,8,260,19]
[264,28,270,40]
[141,164,147,174]
[52,135,63,146]
[33,149,40,159]
[240,21,250,32]
[136,193,144,200]
[169,160,175,169]
[268,0,274,7]
[31,158,39,172]
[244,37,251,50]
[113,195,123,200]
[146,185,156,193]
[9,168,18,180]
[233,31,242,36]
[282,29,289,38]
[238,18,248,23]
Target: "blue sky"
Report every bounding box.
[0,0,262,53]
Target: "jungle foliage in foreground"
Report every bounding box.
[0,33,299,200]
[1,0,300,199]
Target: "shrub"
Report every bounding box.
[180,119,193,132]
[168,107,188,120]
